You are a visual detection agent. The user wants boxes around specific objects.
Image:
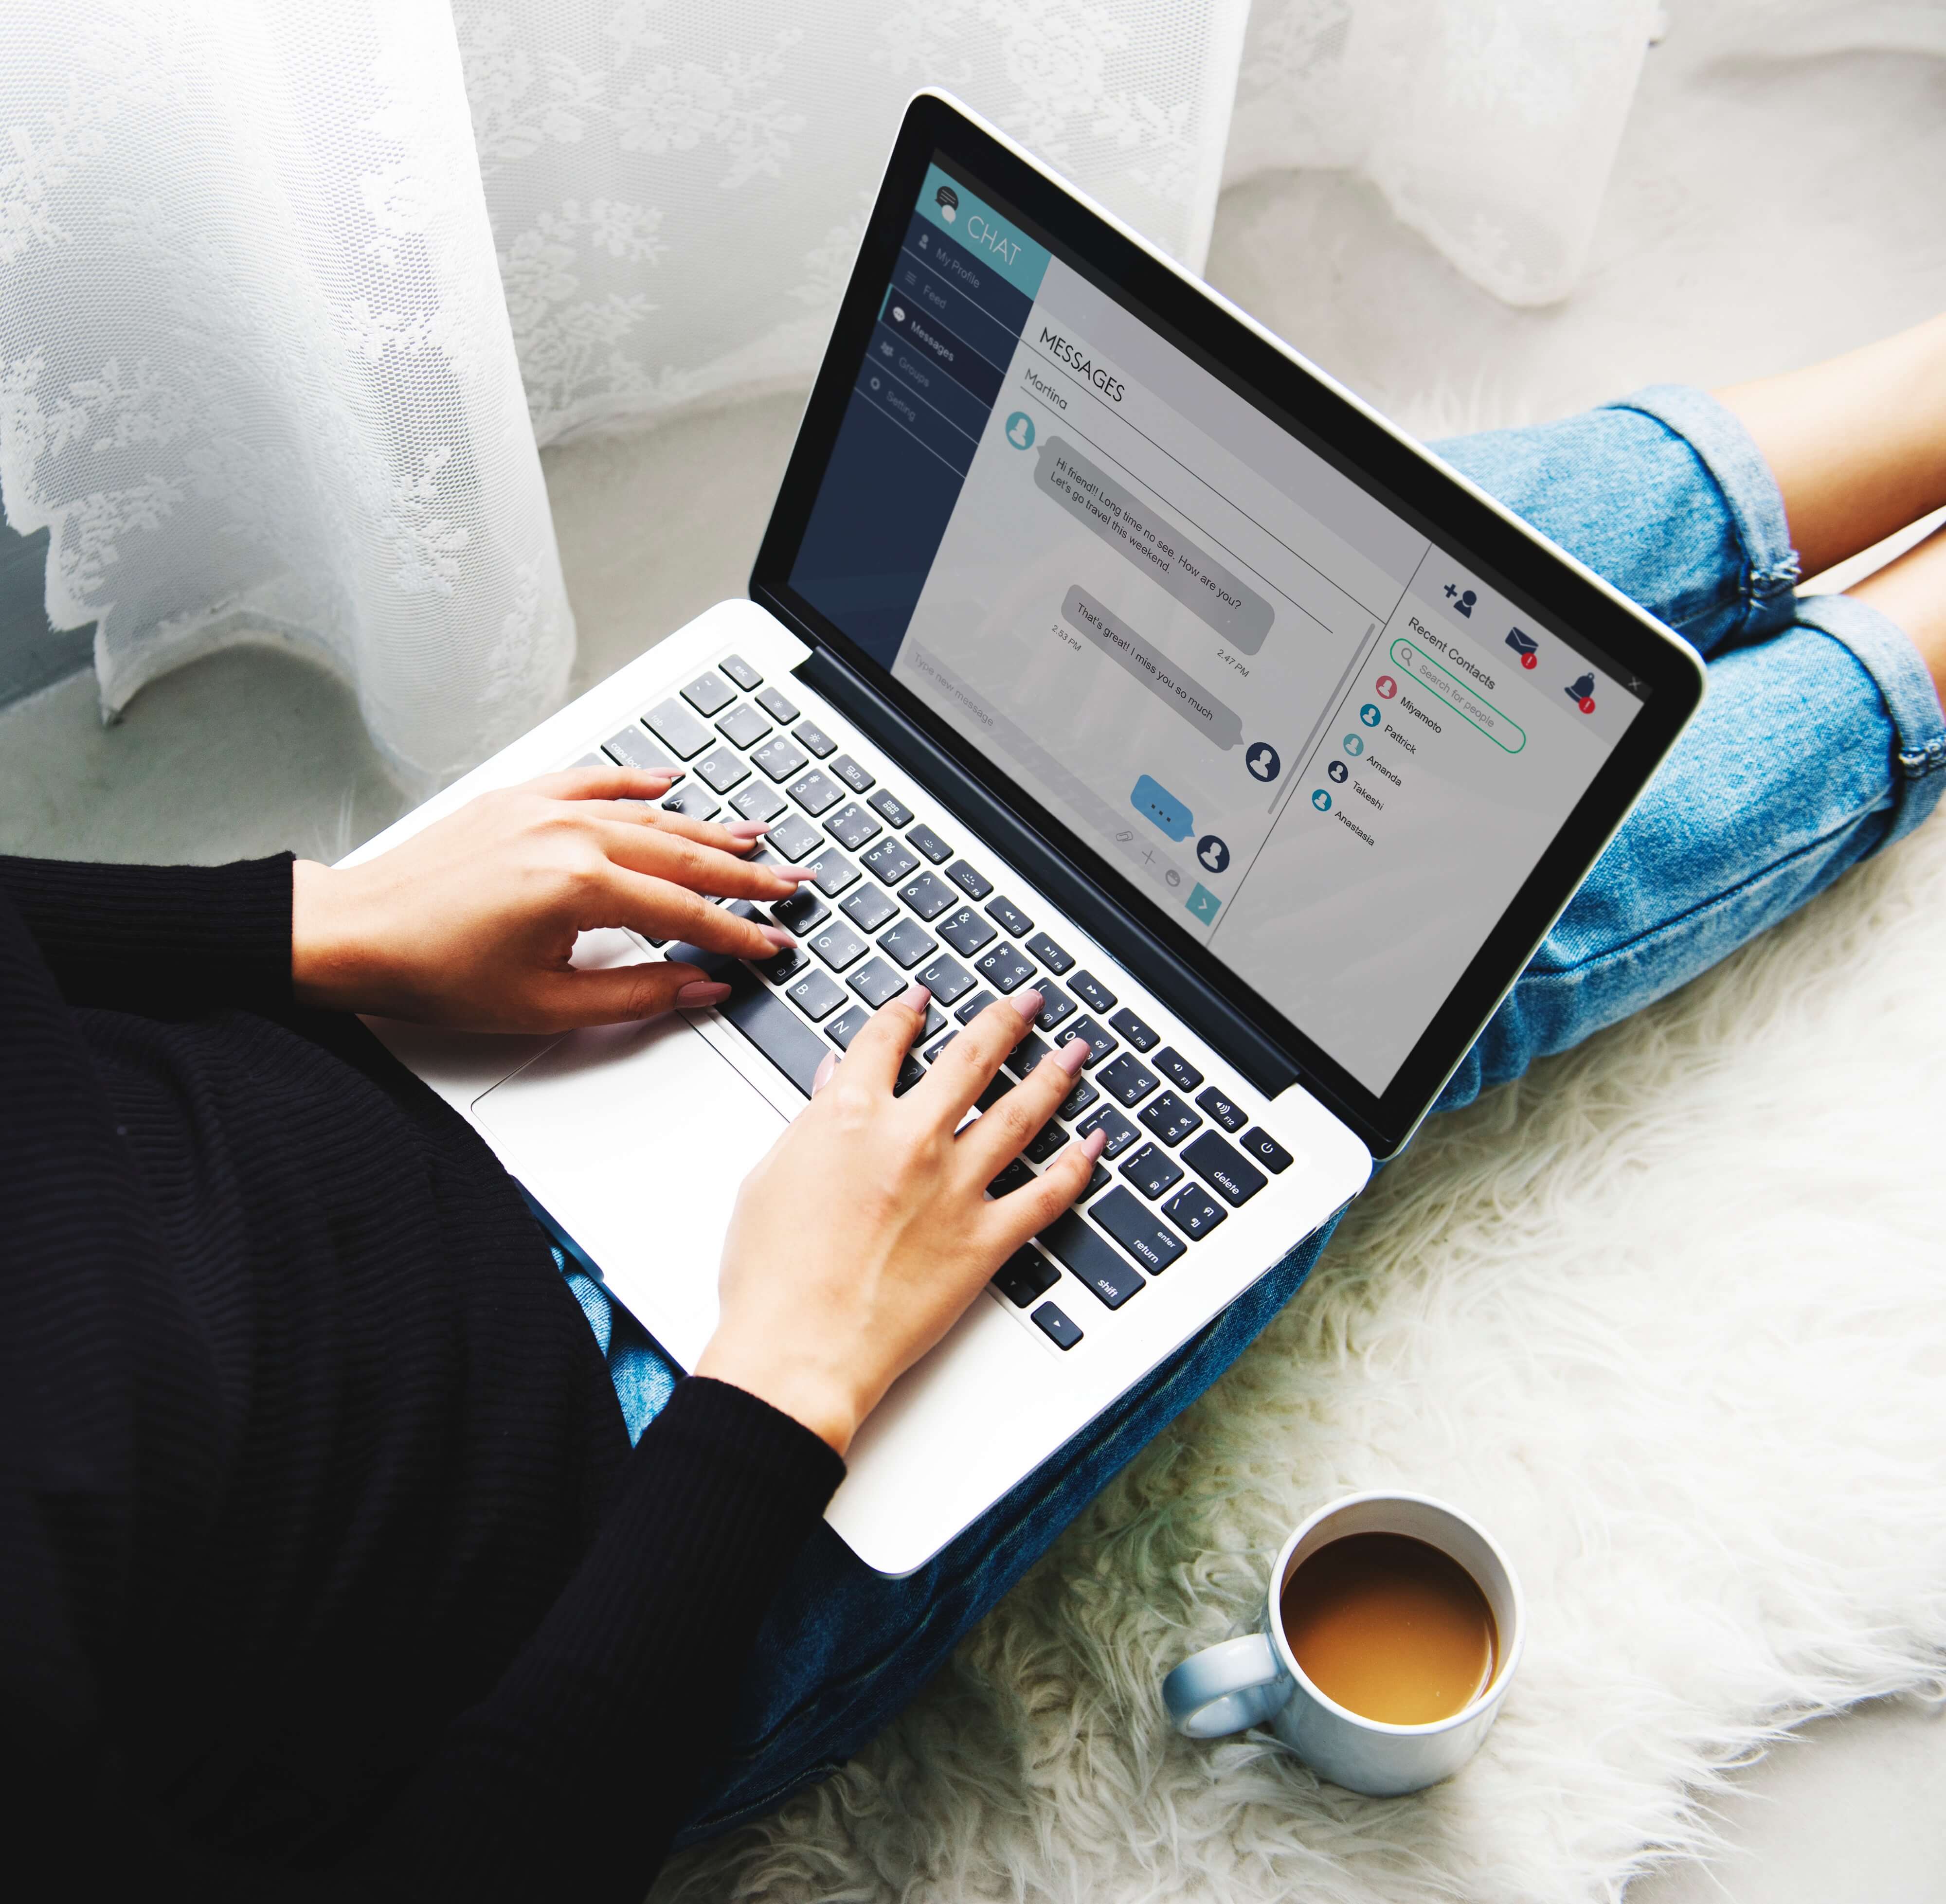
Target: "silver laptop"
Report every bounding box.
[349,93,1705,1576]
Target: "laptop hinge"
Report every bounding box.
[788,639,1303,1103]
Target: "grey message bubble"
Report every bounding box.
[1035,437,1274,654]
[1061,585,1243,752]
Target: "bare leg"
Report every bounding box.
[1848,523,1946,700]
[1715,314,1946,577]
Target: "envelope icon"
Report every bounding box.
[1505,628,1538,657]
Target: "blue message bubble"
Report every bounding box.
[1131,773,1194,842]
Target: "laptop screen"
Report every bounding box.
[781,154,1651,1099]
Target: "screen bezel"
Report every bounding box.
[751,91,1705,1157]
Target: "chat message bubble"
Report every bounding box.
[1036,439,1274,654]
[1131,773,1194,841]
[1062,585,1243,752]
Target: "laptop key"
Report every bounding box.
[945,859,992,900]
[840,884,899,933]
[767,813,822,861]
[661,786,720,821]
[1025,1120,1070,1166]
[1163,1184,1226,1240]
[793,719,837,758]
[1195,1086,1248,1133]
[715,701,771,749]
[1003,1031,1053,1080]
[1154,1046,1205,1092]
[1097,1055,1158,1107]
[1240,1127,1296,1173]
[1138,1090,1202,1147]
[730,779,787,823]
[898,871,959,920]
[1093,1186,1187,1273]
[788,769,844,816]
[784,968,847,1022]
[1040,1211,1144,1310]
[1119,1142,1184,1201]
[916,953,974,1005]
[1076,1103,1139,1159]
[829,753,875,793]
[681,671,736,717]
[1034,984,1076,1032]
[805,848,860,898]
[751,944,808,986]
[603,724,680,773]
[923,1003,946,1040]
[1069,970,1117,1012]
[987,1158,1035,1199]
[894,1055,926,1096]
[720,968,829,1095]
[825,1003,873,1049]
[867,787,913,828]
[954,988,998,1024]
[976,942,1036,994]
[1182,1130,1268,1206]
[771,889,829,934]
[986,896,1034,937]
[756,684,799,723]
[1025,931,1073,975]
[1031,1301,1083,1349]
[937,905,996,955]
[754,736,809,782]
[1054,1015,1117,1067]
[907,821,952,863]
[974,1073,1014,1113]
[718,652,762,691]
[1057,1076,1099,1122]
[1108,1007,1159,1054]
[645,697,714,758]
[823,801,882,851]
[923,1030,957,1063]
[808,920,868,970]
[848,957,906,1008]
[993,1245,1059,1308]
[879,919,938,970]
[694,745,750,794]
[864,837,920,885]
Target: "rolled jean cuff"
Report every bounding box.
[1604,384,1802,642]
[1795,592,1946,850]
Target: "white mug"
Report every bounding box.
[1162,1491,1524,1796]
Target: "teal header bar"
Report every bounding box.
[915,163,1050,304]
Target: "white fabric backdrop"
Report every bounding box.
[0,0,1660,785]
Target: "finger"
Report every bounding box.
[811,1049,838,1095]
[912,988,1042,1128]
[527,765,683,804]
[598,868,795,962]
[524,959,732,1030]
[589,819,817,901]
[582,797,772,857]
[955,1031,1090,1180]
[834,982,929,1096]
[984,1126,1108,1255]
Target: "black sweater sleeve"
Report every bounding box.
[0,852,295,1016]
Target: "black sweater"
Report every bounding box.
[0,853,844,1900]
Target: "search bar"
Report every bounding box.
[1389,637,1526,754]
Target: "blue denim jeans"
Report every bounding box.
[576,386,1946,1841]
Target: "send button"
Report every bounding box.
[1185,882,1222,925]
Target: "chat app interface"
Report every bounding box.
[787,161,1646,1093]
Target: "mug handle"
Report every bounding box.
[1162,1634,1290,1738]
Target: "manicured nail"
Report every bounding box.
[757,924,796,948]
[675,980,730,1008]
[773,866,820,884]
[897,983,931,1014]
[1054,1033,1090,1075]
[723,820,771,839]
[1081,1127,1108,1160]
[811,1051,837,1094]
[1009,988,1044,1023]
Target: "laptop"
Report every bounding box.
[349,91,1705,1576]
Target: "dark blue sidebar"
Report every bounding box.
[790,197,1043,670]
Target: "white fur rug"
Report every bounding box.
[653,790,1946,1902]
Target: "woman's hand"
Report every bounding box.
[697,983,1107,1455]
[290,765,816,1031]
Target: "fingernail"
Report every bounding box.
[897,983,931,1013]
[811,1051,837,1094]
[774,866,820,884]
[724,820,771,839]
[757,925,796,948]
[1054,1033,1090,1075]
[1081,1127,1108,1160]
[675,980,731,1008]
[1009,988,1044,1023]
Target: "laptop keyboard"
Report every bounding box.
[593,653,1297,1358]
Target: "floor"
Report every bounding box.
[1,8,1943,1895]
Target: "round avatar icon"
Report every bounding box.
[1359,703,1381,727]
[1244,741,1281,783]
[1326,759,1348,783]
[1312,789,1333,811]
[1195,834,1230,875]
[1375,674,1398,699]
[1343,733,1365,755]
[1005,412,1035,450]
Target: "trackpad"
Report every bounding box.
[473,1013,784,1365]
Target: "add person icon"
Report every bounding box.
[1359,703,1381,727]
[1244,741,1280,782]
[1312,789,1332,811]
[1326,760,1348,784]
[1375,674,1398,699]
[1196,833,1230,874]
[1343,734,1364,755]
[1006,412,1035,449]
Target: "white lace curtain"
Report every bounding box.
[0,0,1655,789]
